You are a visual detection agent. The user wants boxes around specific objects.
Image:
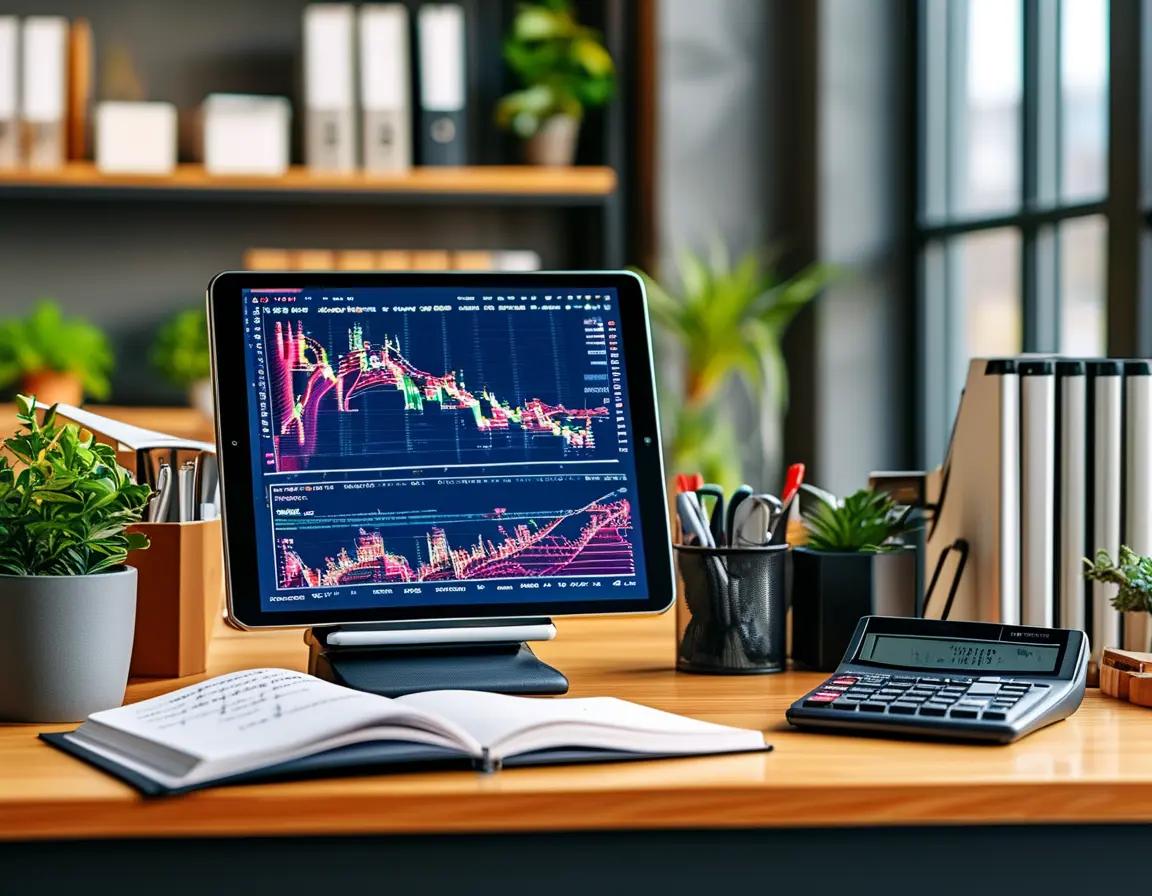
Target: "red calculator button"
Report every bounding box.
[832,677,858,685]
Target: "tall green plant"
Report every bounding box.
[151,306,211,389]
[0,301,113,400]
[803,489,917,553]
[636,243,833,490]
[496,0,615,139]
[0,395,150,576]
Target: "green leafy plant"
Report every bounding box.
[0,395,150,576]
[495,0,615,139]
[803,488,917,553]
[151,307,211,389]
[636,241,834,490]
[1083,546,1152,613]
[0,301,113,400]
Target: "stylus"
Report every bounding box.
[325,622,557,648]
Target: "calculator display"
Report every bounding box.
[858,633,1061,673]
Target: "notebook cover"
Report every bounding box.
[41,732,772,798]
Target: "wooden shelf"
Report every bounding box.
[0,163,618,205]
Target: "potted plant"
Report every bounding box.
[791,488,919,672]
[0,301,113,407]
[1083,546,1152,651]
[495,0,615,166]
[637,241,832,491]
[151,306,213,420]
[0,396,151,722]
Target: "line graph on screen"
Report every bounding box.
[266,317,613,472]
[275,488,635,588]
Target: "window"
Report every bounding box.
[916,0,1109,465]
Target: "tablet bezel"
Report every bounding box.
[207,270,675,629]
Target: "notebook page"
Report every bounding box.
[397,690,766,754]
[83,668,465,763]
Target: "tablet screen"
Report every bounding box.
[240,286,651,614]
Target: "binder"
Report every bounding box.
[1020,360,1055,628]
[417,4,467,166]
[0,17,17,168]
[359,4,411,172]
[303,3,357,173]
[920,359,1020,623]
[1089,361,1123,661]
[1055,361,1087,632]
[67,18,93,161]
[21,16,69,170]
[1124,361,1152,652]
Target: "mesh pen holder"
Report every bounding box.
[674,543,788,674]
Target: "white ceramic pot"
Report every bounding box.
[0,567,137,722]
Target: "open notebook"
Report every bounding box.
[41,668,771,796]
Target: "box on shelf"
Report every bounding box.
[95,101,177,175]
[202,94,290,177]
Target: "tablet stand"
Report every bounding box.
[304,618,569,698]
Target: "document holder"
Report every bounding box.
[304,623,570,698]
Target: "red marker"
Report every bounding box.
[782,463,806,504]
[676,473,705,494]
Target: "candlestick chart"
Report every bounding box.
[267,316,613,472]
[275,487,635,588]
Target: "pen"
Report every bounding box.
[178,460,197,522]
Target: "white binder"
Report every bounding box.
[417,3,467,165]
[21,16,68,170]
[1056,361,1087,632]
[303,3,357,172]
[0,17,17,168]
[359,4,411,172]
[1089,361,1123,661]
[1124,361,1152,652]
[1020,360,1055,628]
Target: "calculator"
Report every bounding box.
[785,616,1088,743]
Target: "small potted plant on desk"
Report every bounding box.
[0,301,113,407]
[1083,546,1152,652]
[0,396,151,722]
[791,488,919,672]
[151,306,213,421]
[496,0,616,167]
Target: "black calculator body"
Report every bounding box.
[785,616,1089,743]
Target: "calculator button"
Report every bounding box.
[831,677,858,686]
[876,689,905,697]
[966,683,1001,696]
[898,694,927,702]
[803,698,837,708]
[918,704,949,716]
[907,688,936,697]
[891,677,916,684]
[858,703,887,713]
[918,677,945,684]
[888,703,918,714]
[948,677,973,684]
[982,710,1008,721]
[1033,683,1050,688]
[950,707,980,719]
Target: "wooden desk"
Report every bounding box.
[3,612,1152,841]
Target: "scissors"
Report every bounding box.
[731,493,784,546]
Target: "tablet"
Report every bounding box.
[207,271,674,629]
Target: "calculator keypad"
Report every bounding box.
[801,672,1044,722]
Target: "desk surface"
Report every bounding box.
[2,612,1151,840]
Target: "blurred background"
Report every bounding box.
[0,0,1132,498]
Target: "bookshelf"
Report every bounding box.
[0,163,619,204]
[0,0,651,405]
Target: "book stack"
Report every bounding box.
[243,248,542,272]
[303,3,468,174]
[884,357,1152,663]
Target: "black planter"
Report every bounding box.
[791,547,917,672]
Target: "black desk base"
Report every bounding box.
[305,627,569,698]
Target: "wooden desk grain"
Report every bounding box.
[1,612,1150,841]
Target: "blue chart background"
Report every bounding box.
[265,295,625,472]
[242,286,649,613]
